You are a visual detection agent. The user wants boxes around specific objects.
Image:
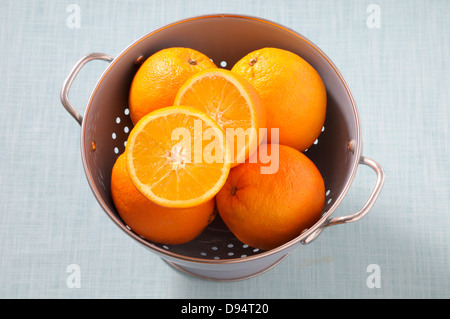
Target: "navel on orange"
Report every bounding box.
[174,68,266,167]
[125,106,231,208]
[129,47,216,125]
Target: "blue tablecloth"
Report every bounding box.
[0,0,448,298]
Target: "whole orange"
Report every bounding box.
[111,153,216,245]
[216,143,325,250]
[231,47,327,151]
[128,47,216,125]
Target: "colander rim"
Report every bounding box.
[80,13,362,265]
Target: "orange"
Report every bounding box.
[125,105,231,208]
[216,143,325,251]
[111,154,216,245]
[231,47,327,151]
[128,47,216,125]
[174,68,265,167]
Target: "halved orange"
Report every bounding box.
[125,106,231,208]
[174,68,266,167]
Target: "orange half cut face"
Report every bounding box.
[125,105,231,208]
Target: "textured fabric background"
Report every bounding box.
[0,0,448,298]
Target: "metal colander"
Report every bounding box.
[60,14,385,281]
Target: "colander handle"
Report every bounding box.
[60,53,114,125]
[302,156,385,244]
